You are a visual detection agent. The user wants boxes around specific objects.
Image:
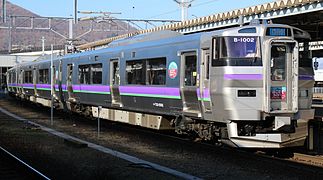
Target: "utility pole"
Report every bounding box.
[67,18,74,53]
[173,0,194,21]
[2,0,6,23]
[8,16,11,53]
[41,36,46,56]
[50,44,54,126]
[74,0,77,24]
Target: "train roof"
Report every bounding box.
[62,30,202,59]
[107,30,183,48]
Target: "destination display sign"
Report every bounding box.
[266,27,291,37]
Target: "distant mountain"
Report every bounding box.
[0,1,136,53]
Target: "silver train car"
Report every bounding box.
[6,20,314,148]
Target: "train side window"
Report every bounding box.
[271,46,286,81]
[147,58,166,85]
[212,37,219,66]
[91,63,102,84]
[79,65,90,84]
[206,53,210,80]
[79,63,103,85]
[10,72,13,84]
[7,73,10,84]
[11,72,13,84]
[126,60,146,85]
[13,71,16,83]
[111,61,120,85]
[184,55,197,86]
[24,71,32,84]
[39,69,49,84]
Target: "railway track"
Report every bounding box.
[2,95,323,165]
[0,146,50,180]
[0,94,323,179]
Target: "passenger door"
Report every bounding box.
[200,49,212,116]
[110,59,122,107]
[268,41,298,113]
[66,64,75,102]
[19,69,24,94]
[180,51,201,117]
[33,68,38,96]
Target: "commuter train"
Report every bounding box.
[6,20,315,148]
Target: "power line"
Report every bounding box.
[147,9,180,19]
[191,0,220,8]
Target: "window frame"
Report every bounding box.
[78,63,103,85]
[126,57,167,86]
[212,36,262,67]
[24,70,33,84]
[38,69,49,84]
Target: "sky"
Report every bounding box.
[8,0,275,20]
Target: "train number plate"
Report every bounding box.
[270,87,287,101]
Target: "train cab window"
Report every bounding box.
[79,65,90,84]
[184,55,197,86]
[91,63,102,84]
[212,36,261,66]
[126,60,146,85]
[221,37,259,58]
[147,58,166,85]
[39,69,49,84]
[24,71,32,84]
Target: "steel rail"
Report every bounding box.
[0,145,51,180]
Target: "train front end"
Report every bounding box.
[211,23,314,148]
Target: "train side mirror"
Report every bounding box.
[314,58,319,70]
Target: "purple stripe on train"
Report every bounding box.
[46,84,109,92]
[36,84,51,89]
[119,86,180,97]
[73,85,110,92]
[299,75,314,80]
[196,88,210,99]
[224,74,263,80]
[70,85,81,91]
[21,83,34,88]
